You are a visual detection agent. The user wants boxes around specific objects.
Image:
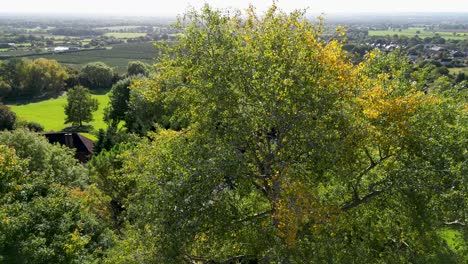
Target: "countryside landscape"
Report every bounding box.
[0,0,467,263]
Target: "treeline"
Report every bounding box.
[48,27,103,37]
[0,58,151,100]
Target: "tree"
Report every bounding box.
[79,62,114,90]
[0,58,26,97]
[20,58,69,96]
[127,61,150,77]
[89,142,139,229]
[0,58,68,98]
[64,86,99,127]
[106,5,467,263]
[0,130,114,263]
[0,104,16,131]
[0,79,12,98]
[104,77,133,128]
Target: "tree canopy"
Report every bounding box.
[79,62,115,90]
[0,58,68,98]
[64,85,99,127]
[127,61,150,77]
[0,104,16,131]
[105,5,467,263]
[0,130,114,263]
[0,4,466,263]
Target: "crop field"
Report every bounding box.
[369,27,468,40]
[103,32,147,38]
[27,42,158,73]
[9,93,110,140]
[96,25,141,30]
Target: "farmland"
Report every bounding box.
[28,42,158,73]
[369,27,468,40]
[103,32,148,38]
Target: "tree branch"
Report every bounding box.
[232,209,273,224]
[341,189,383,211]
[445,220,466,226]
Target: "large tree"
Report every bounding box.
[104,77,133,128]
[127,61,150,77]
[20,58,69,96]
[0,58,68,98]
[64,86,99,127]
[0,130,114,263]
[79,62,115,90]
[105,5,467,263]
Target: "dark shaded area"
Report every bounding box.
[43,132,94,162]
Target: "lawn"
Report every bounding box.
[369,27,468,40]
[9,93,110,141]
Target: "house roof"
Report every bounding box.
[43,132,94,162]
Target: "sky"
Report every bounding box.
[1,0,468,15]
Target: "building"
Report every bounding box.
[44,132,94,162]
[53,46,69,52]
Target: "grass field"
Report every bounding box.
[369,27,468,40]
[104,32,147,38]
[9,93,110,141]
[27,42,158,73]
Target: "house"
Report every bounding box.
[44,132,94,162]
[53,46,69,52]
[430,46,445,52]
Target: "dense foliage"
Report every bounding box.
[0,58,68,98]
[0,130,114,263]
[127,61,151,77]
[0,4,466,263]
[103,5,467,263]
[104,77,133,128]
[0,104,16,131]
[78,62,115,90]
[64,86,99,127]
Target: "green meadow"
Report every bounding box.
[9,93,110,140]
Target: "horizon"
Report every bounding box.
[1,11,467,20]
[1,0,468,16]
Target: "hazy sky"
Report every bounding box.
[2,0,468,15]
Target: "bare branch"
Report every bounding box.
[445,220,466,226]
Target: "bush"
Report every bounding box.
[0,104,16,131]
[127,61,150,77]
[24,121,44,132]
